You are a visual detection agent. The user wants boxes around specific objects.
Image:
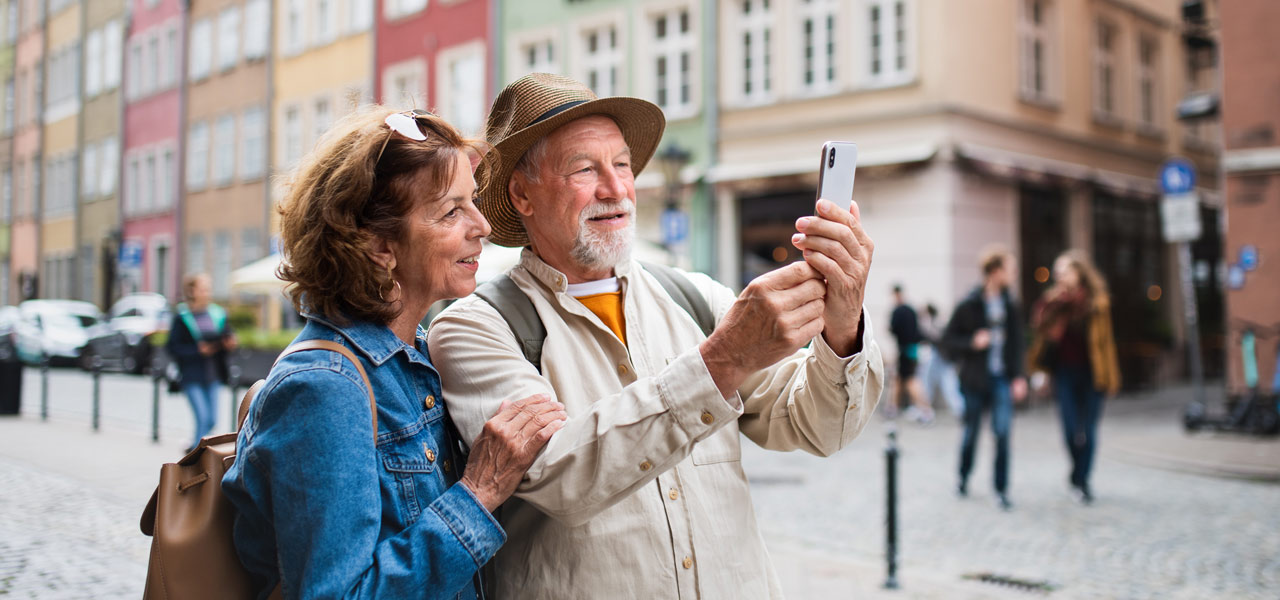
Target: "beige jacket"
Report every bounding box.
[428,250,884,599]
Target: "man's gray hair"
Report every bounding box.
[513,136,551,185]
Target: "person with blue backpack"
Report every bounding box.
[166,273,237,452]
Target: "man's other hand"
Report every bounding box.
[791,198,874,356]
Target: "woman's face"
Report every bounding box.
[390,152,492,308]
[1054,257,1080,290]
[189,276,213,306]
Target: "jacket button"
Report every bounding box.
[639,460,652,472]
[700,411,714,425]
[617,363,629,376]
[424,395,436,409]
[423,444,436,462]
[443,459,452,473]
[682,556,693,569]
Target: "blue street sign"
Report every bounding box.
[661,208,689,246]
[1240,245,1259,272]
[118,240,144,269]
[1159,158,1196,195]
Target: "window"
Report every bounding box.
[385,0,427,20]
[146,32,160,94]
[125,155,139,215]
[190,19,213,80]
[1137,34,1159,129]
[284,106,303,166]
[1093,19,1119,120]
[240,107,266,180]
[213,114,237,185]
[127,40,142,99]
[160,148,175,208]
[284,0,305,55]
[45,42,81,117]
[99,138,118,197]
[81,245,96,303]
[737,0,773,103]
[313,97,331,146]
[213,232,232,297]
[2,77,12,132]
[81,144,97,200]
[244,0,269,59]
[440,45,485,136]
[85,30,103,97]
[6,0,16,44]
[241,229,262,267]
[107,20,127,91]
[218,7,240,71]
[580,24,621,97]
[348,0,374,33]
[381,59,426,108]
[1,168,10,223]
[187,122,210,191]
[142,153,156,212]
[798,0,836,94]
[316,0,337,44]
[520,39,556,75]
[1018,0,1054,102]
[161,24,179,88]
[649,7,696,117]
[866,0,913,86]
[186,233,206,276]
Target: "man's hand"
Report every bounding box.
[1011,377,1028,404]
[791,198,875,356]
[460,394,567,513]
[972,329,991,350]
[700,261,827,399]
[198,341,218,356]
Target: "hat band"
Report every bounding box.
[530,100,589,126]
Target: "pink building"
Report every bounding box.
[8,0,44,303]
[121,0,184,301]
[375,0,491,137]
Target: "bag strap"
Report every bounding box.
[234,340,379,439]
[473,264,716,371]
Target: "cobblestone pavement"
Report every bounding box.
[2,368,1278,598]
[742,392,1280,599]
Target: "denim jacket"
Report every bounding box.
[221,313,504,599]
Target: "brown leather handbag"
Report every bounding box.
[140,340,376,599]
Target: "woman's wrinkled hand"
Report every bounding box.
[459,394,566,513]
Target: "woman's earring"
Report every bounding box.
[379,264,400,303]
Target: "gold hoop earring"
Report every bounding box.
[378,264,401,303]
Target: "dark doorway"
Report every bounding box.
[738,189,812,289]
[1019,185,1069,309]
[1092,192,1168,390]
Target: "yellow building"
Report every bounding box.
[39,0,81,300]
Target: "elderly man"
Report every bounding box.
[429,73,884,598]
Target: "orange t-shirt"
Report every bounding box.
[574,291,627,345]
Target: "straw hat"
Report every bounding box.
[478,73,666,247]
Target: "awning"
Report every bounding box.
[707,141,937,184]
[230,253,288,295]
[955,142,1161,197]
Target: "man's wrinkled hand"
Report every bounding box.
[791,198,874,356]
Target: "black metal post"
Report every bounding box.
[40,353,49,421]
[152,371,162,443]
[228,363,242,432]
[91,356,102,432]
[884,425,900,590]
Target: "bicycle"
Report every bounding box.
[1184,319,1280,436]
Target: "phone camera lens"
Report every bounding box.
[828,149,836,167]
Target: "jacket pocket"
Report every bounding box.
[380,434,443,524]
[691,425,742,465]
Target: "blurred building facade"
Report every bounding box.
[121,0,183,302]
[78,0,125,309]
[1220,0,1279,393]
[8,0,42,305]
[711,0,1221,389]
[0,1,14,305]
[40,0,81,301]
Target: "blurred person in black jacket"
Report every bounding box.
[889,284,933,424]
[165,273,237,452]
[941,247,1026,511]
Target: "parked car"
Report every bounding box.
[81,293,171,374]
[13,300,107,366]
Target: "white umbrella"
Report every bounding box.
[230,253,288,295]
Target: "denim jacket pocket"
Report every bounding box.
[380,431,445,524]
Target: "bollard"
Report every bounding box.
[91,355,103,432]
[884,424,900,590]
[228,363,243,432]
[152,371,162,443]
[40,353,49,421]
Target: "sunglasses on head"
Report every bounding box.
[375,109,437,165]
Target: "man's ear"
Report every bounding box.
[368,236,397,273]
[508,172,535,217]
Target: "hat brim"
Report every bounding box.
[478,97,666,248]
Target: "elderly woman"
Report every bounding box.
[222,108,566,599]
[1029,250,1120,505]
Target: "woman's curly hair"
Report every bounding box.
[277,106,489,325]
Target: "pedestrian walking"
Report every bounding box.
[1028,250,1120,505]
[165,273,237,452]
[921,303,963,417]
[941,246,1027,511]
[221,107,568,599]
[889,285,934,423]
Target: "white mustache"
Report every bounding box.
[580,202,634,221]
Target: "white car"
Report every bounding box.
[81,293,172,373]
[14,300,106,366]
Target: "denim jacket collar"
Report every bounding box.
[516,247,635,294]
[301,310,430,368]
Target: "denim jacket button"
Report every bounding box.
[423,443,436,462]
[424,395,436,409]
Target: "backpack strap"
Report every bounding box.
[473,264,716,372]
[638,262,715,338]
[474,274,546,372]
[235,340,379,440]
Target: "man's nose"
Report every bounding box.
[596,164,629,200]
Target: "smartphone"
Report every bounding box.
[816,141,858,212]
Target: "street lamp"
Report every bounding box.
[655,144,692,263]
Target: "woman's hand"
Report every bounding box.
[460,394,567,513]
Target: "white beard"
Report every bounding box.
[570,200,635,273]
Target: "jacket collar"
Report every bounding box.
[516,247,635,293]
[301,310,428,368]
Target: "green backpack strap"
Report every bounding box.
[474,274,547,372]
[473,264,716,372]
[638,262,715,338]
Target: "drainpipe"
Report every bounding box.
[174,0,190,301]
[116,0,132,304]
[700,0,719,276]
